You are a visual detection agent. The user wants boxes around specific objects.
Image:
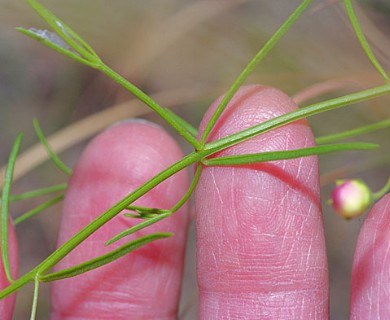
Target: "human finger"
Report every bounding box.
[195,85,329,319]
[350,193,390,319]
[50,121,190,319]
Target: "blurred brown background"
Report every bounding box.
[0,0,389,319]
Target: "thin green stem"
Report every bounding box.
[98,64,202,150]
[372,177,390,200]
[106,164,203,246]
[205,84,390,153]
[344,0,389,82]
[202,143,378,166]
[30,275,40,320]
[14,194,64,225]
[41,233,172,282]
[316,118,390,144]
[200,0,313,145]
[1,133,23,282]
[33,119,72,175]
[10,183,67,202]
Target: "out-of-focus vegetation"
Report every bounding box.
[0,1,389,318]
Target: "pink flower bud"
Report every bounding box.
[331,179,372,219]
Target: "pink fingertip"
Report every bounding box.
[195,85,328,319]
[50,121,190,319]
[350,193,390,319]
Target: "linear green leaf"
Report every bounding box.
[16,27,94,67]
[14,194,64,225]
[105,212,171,246]
[205,84,390,153]
[200,0,313,144]
[202,142,378,166]
[1,132,23,282]
[316,118,390,144]
[10,183,67,202]
[41,233,172,282]
[33,119,72,175]
[26,0,100,61]
[344,0,389,82]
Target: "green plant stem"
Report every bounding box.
[316,118,390,144]
[202,143,378,166]
[98,64,201,150]
[14,194,64,225]
[1,133,23,282]
[106,165,203,246]
[33,119,72,175]
[205,83,390,153]
[372,177,390,200]
[200,0,313,144]
[344,0,390,82]
[30,276,39,320]
[10,183,67,202]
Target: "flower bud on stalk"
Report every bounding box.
[331,179,372,219]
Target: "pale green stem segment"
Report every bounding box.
[202,142,378,166]
[372,177,390,200]
[10,183,67,202]
[343,0,389,82]
[316,118,390,144]
[40,233,172,282]
[33,119,72,175]
[30,276,40,320]
[14,194,64,225]
[1,133,23,282]
[97,64,201,149]
[200,0,313,145]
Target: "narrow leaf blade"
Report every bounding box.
[41,233,172,282]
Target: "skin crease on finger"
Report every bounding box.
[350,193,390,319]
[195,85,329,319]
[50,121,190,320]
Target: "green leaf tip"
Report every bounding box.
[20,0,101,66]
[41,232,173,282]
[1,132,24,282]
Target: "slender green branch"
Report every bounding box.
[14,194,64,225]
[106,165,202,246]
[372,177,390,200]
[33,119,72,175]
[202,142,378,166]
[344,0,389,82]
[205,84,390,153]
[97,64,202,150]
[30,276,40,320]
[40,233,172,282]
[316,118,390,144]
[200,0,313,144]
[10,183,67,202]
[1,133,23,282]
[105,213,171,246]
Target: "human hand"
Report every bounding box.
[1,86,389,319]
